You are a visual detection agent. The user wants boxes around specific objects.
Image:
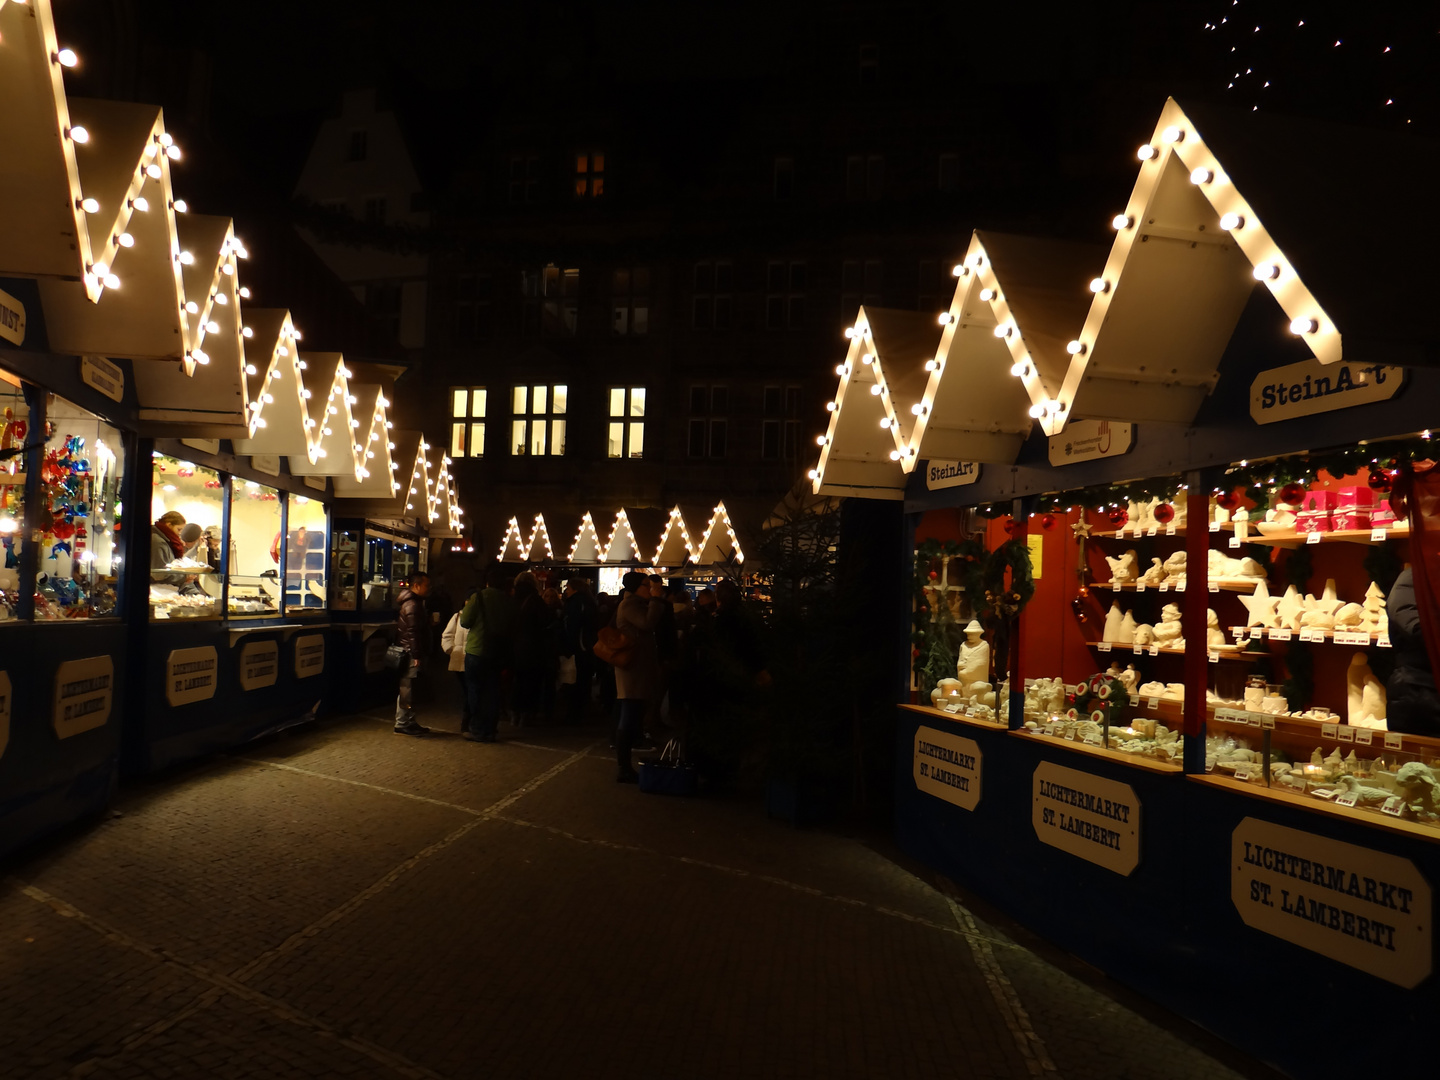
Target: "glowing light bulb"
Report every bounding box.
[879,417,891,430]
[91,261,109,277]
[993,324,1011,339]
[103,274,120,290]
[1190,167,1214,184]
[69,126,89,143]
[1136,144,1156,160]
[1219,212,1244,230]
[56,48,78,67]
[1029,401,1046,418]
[173,200,187,213]
[1066,340,1086,355]
[1090,277,1109,293]
[843,327,854,339]
[262,393,274,404]
[924,359,936,372]
[166,145,181,161]
[205,320,219,333]
[193,350,209,365]
[242,326,253,338]
[807,469,819,480]
[889,450,902,461]
[80,197,99,213]
[815,435,827,446]
[1161,125,1184,143]
[910,403,923,416]
[825,401,836,412]
[185,301,199,314]
[239,287,250,298]
[1010,361,1028,377]
[869,384,882,396]
[937,312,953,326]
[1253,262,1280,281]
[1289,316,1318,335]
[952,264,967,277]
[179,250,194,265]
[245,364,256,375]
[1112,214,1132,230]
[132,196,149,212]
[146,164,161,179]
[979,287,996,301]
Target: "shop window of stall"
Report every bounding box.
[331,527,359,610]
[362,534,394,610]
[284,494,328,611]
[149,452,223,620]
[226,478,282,617]
[33,393,126,620]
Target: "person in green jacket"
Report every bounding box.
[459,564,516,742]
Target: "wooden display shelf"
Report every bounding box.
[1218,521,1409,548]
[1010,728,1184,774]
[1188,773,1440,843]
[1092,525,1186,540]
[1091,579,1261,594]
[1087,639,1248,661]
[899,702,1007,732]
[1226,625,1390,647]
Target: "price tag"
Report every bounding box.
[1378,633,1392,648]
[1336,726,1355,743]
[1097,642,1112,652]
[1214,708,1233,720]
[964,706,976,717]
[1306,532,1322,545]
[1298,628,1317,642]
[1382,797,1404,817]
[1314,788,1337,801]
[1355,729,1374,746]
[1233,766,1253,782]
[1321,723,1338,739]
[1335,792,1360,808]
[1248,713,1263,727]
[1210,520,1221,533]
[943,703,962,714]
[1233,628,1248,642]
[1147,526,1158,537]
[1084,734,1103,747]
[1165,523,1178,536]
[1176,581,1186,592]
[1209,582,1220,592]
[1228,536,1241,549]
[1371,528,1387,543]
[1158,582,1169,592]
[1385,732,1404,750]
[1208,649,1220,663]
[1271,628,1292,641]
[1261,714,1276,729]
[1133,644,1144,656]
[1129,694,1140,706]
[1068,728,1079,741]
[1136,582,1146,592]
[1148,645,1160,657]
[1147,697,1160,710]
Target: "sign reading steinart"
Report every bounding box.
[238,640,279,690]
[925,460,980,491]
[53,655,113,738]
[1032,761,1140,875]
[165,646,218,707]
[0,286,25,346]
[913,725,982,811]
[1231,817,1431,987]
[1249,359,1403,425]
[294,634,325,679]
[1047,420,1133,467]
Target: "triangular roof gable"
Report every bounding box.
[691,501,745,565]
[601,509,640,563]
[808,307,910,500]
[433,458,463,537]
[524,515,554,561]
[328,384,395,497]
[652,506,695,567]
[1054,97,1386,434]
[232,311,306,454]
[497,517,527,562]
[568,512,604,564]
[909,232,1097,464]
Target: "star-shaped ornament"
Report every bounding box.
[1071,520,1093,539]
[1276,585,1305,631]
[1306,578,1344,618]
[1239,579,1280,628]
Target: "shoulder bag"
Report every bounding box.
[593,625,636,669]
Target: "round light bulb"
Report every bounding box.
[879,417,891,430]
[835,364,846,376]
[146,164,161,179]
[1190,167,1214,184]
[844,327,855,339]
[179,250,194,265]
[205,320,219,333]
[69,126,89,144]
[1252,262,1280,281]
[924,359,936,372]
[815,435,827,447]
[869,384,882,396]
[993,324,1011,339]
[979,287,996,301]
[242,326,253,338]
[1112,214,1132,230]
[103,273,120,290]
[1161,125,1184,143]
[952,264,967,277]
[1090,277,1109,294]
[1219,212,1244,230]
[132,196,149,212]
[889,450,902,462]
[1066,340,1086,355]
[91,261,108,277]
[80,197,99,214]
[910,403,923,416]
[166,145,181,161]
[1289,316,1318,335]
[1009,361,1028,377]
[807,469,819,480]
[245,364,257,376]
[56,48,78,67]
[1136,144,1156,161]
[1028,401,1046,418]
[825,401,836,412]
[937,312,953,326]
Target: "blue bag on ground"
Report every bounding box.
[637,739,698,796]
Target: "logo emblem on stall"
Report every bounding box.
[294,634,325,679]
[1231,817,1431,988]
[238,640,279,690]
[1032,761,1140,876]
[913,725,982,810]
[166,646,217,707]
[53,655,113,738]
[925,461,980,491]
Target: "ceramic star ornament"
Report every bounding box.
[1277,585,1305,631]
[1071,519,1093,539]
[1240,579,1280,628]
[1307,578,1344,618]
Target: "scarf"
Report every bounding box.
[155,520,185,558]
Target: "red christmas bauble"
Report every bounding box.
[1153,502,1175,525]
[1278,482,1306,505]
[1107,507,1128,528]
[1040,513,1056,530]
[1368,469,1393,493]
[1216,489,1242,511]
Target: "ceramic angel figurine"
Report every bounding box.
[957,620,990,698]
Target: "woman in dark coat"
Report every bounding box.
[613,572,666,783]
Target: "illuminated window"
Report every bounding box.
[688,386,728,458]
[691,261,733,330]
[575,151,605,198]
[612,267,650,336]
[766,261,806,330]
[607,388,646,459]
[761,386,801,460]
[512,384,567,457]
[450,387,487,458]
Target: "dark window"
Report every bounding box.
[575,151,606,198]
[688,386,728,458]
[347,130,367,162]
[846,156,865,202]
[765,260,807,331]
[364,196,387,225]
[509,155,540,204]
[692,261,733,330]
[774,157,794,200]
[761,384,801,460]
[938,153,959,192]
[520,265,578,337]
[859,44,878,85]
[364,280,401,340]
[612,267,649,335]
[455,274,493,343]
[866,155,884,201]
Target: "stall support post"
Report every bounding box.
[1006,495,1034,731]
[897,511,920,705]
[1181,468,1215,774]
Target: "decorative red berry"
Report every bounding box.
[1040,514,1056,530]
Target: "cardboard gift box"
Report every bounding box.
[1295,507,1333,533]
[1333,508,1371,530]
[1301,490,1338,512]
[1372,497,1398,527]
[1334,486,1374,510]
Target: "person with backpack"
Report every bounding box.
[459,564,516,742]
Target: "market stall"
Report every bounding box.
[815,97,1440,1074]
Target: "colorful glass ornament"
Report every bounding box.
[1278,482,1306,505]
[1153,502,1175,525]
[1216,489,1243,511]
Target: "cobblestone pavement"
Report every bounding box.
[1,706,1274,1080]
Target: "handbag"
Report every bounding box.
[638,739,699,797]
[557,654,577,685]
[384,644,409,671]
[593,626,636,668]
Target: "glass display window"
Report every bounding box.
[227,478,282,617]
[0,378,31,621]
[392,540,419,607]
[361,534,394,610]
[148,452,223,619]
[331,528,359,610]
[284,493,327,611]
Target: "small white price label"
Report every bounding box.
[1382,797,1405,817]
[1208,649,1220,663]
[1385,732,1404,750]
[1233,628,1248,642]
[1210,521,1221,533]
[1129,694,1140,705]
[1272,628,1292,641]
[1084,734,1103,747]
[1147,697,1160,710]
[1148,645,1160,657]
[1314,788,1337,801]
[1233,767,1253,782]
[1228,536,1241,549]
[1261,715,1276,729]
[1321,723,1339,738]
[1131,644,1143,656]
[1336,726,1355,743]
[1371,528,1387,543]
[1146,526,1158,537]
[1378,633,1392,648]
[1307,532,1322,545]
[1301,628,1319,642]
[1335,792,1360,808]
[1176,581,1187,592]
[1209,582,1220,592]
[1158,582,1170,592]
[1355,729,1374,746]
[1136,582,1146,592]
[1097,642,1112,652]
[1165,523,1178,536]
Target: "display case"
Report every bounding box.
[283,492,327,611]
[359,528,420,611]
[226,478,281,618]
[331,528,359,610]
[148,452,222,619]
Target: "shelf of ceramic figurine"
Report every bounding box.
[1092,579,1260,594]
[1229,625,1391,647]
[1092,525,1186,540]
[1217,521,1409,549]
[1087,639,1247,659]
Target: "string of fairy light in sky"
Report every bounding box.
[1198,0,1428,128]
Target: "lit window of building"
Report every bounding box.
[575,151,606,197]
[450,387,487,458]
[608,387,646,459]
[512,385,567,456]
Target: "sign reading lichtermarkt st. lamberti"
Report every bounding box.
[913,725,982,811]
[294,634,325,679]
[1231,817,1431,988]
[238,640,279,690]
[165,646,218,707]
[0,672,11,761]
[1032,761,1140,875]
[925,460,980,491]
[1249,359,1403,425]
[80,356,124,402]
[53,655,113,738]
